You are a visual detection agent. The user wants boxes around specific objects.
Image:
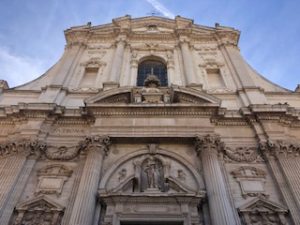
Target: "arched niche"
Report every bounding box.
[99,147,204,194]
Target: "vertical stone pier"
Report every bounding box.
[68,136,110,225]
[195,134,239,225]
[179,36,197,85]
[110,36,126,83]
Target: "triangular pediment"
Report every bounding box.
[239,197,288,213]
[16,195,64,211]
[85,86,221,106]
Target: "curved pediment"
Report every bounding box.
[85,86,221,106]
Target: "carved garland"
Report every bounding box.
[0,136,110,161]
[195,135,261,163]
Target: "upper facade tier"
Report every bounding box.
[0,15,299,109]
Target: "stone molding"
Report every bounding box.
[259,139,300,158]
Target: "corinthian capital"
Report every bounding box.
[80,135,111,156]
[0,139,46,159]
[259,139,300,158]
[195,134,224,156]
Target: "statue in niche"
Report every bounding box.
[141,156,165,191]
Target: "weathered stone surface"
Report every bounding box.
[0,16,298,225]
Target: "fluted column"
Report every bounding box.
[195,135,239,225]
[179,37,197,85]
[68,136,110,225]
[110,36,126,83]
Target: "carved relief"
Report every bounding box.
[118,168,127,181]
[224,147,263,163]
[231,166,267,198]
[239,197,288,225]
[177,169,186,181]
[104,144,202,195]
[11,196,64,225]
[44,145,80,160]
[35,164,73,196]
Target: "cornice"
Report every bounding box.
[86,105,219,118]
[241,104,300,126]
[63,16,240,47]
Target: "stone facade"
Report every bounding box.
[0,15,299,225]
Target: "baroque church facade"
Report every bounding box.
[0,15,300,225]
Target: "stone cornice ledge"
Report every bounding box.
[0,103,89,119]
[85,104,222,117]
[241,104,300,118]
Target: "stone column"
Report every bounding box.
[195,135,239,225]
[110,36,126,83]
[179,37,197,85]
[68,136,110,225]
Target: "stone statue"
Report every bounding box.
[144,157,159,188]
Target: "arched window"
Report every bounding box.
[137,60,168,86]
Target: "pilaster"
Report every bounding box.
[109,35,127,83]
[0,140,45,225]
[179,36,198,86]
[259,140,300,224]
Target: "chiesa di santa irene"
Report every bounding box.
[0,15,300,225]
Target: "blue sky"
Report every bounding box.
[0,0,299,90]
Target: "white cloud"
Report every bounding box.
[0,46,45,87]
[145,0,175,18]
